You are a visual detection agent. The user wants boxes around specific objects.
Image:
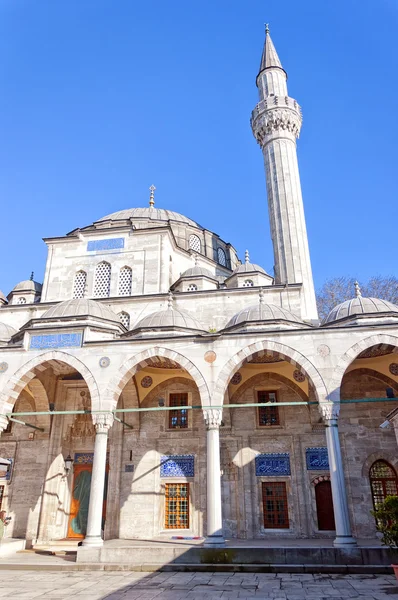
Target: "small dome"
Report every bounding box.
[43,299,119,323]
[0,290,7,304]
[225,303,303,329]
[180,266,215,279]
[97,207,201,228]
[12,280,42,293]
[133,308,206,332]
[0,321,17,342]
[230,251,267,276]
[323,296,398,325]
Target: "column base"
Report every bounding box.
[333,535,357,548]
[82,535,104,548]
[204,535,225,548]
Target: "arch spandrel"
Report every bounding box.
[104,346,211,411]
[0,350,100,414]
[212,340,329,407]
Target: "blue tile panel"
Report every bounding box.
[255,453,291,476]
[74,453,94,464]
[306,447,329,470]
[160,455,194,478]
[30,333,82,350]
[87,238,124,251]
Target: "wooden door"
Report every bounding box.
[68,465,92,538]
[315,480,335,531]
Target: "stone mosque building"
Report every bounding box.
[0,28,398,555]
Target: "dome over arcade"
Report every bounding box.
[43,299,119,323]
[323,282,398,325]
[96,207,202,229]
[130,294,207,335]
[231,250,268,276]
[0,321,17,343]
[180,265,215,279]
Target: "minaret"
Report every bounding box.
[251,25,318,322]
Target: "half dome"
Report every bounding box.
[323,296,398,325]
[43,299,119,323]
[0,321,17,343]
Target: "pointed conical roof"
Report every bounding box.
[258,26,286,77]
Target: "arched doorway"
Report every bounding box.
[315,480,335,531]
[369,460,398,511]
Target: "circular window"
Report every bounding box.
[217,247,227,266]
[17,297,26,304]
[187,284,197,292]
[242,279,254,287]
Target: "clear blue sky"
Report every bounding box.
[1,0,397,295]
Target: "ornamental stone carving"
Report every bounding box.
[92,412,114,433]
[319,402,340,422]
[203,408,222,429]
[251,97,302,146]
[0,415,9,433]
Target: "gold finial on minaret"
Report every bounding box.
[265,23,270,34]
[149,184,156,207]
[354,281,362,298]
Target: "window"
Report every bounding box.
[262,482,289,529]
[189,235,201,253]
[93,262,111,298]
[119,311,130,330]
[243,279,254,287]
[187,284,197,292]
[217,247,227,266]
[258,390,279,426]
[118,266,132,296]
[370,460,398,512]
[165,483,189,529]
[169,393,188,429]
[73,271,87,299]
[17,297,26,304]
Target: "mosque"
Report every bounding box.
[0,27,397,556]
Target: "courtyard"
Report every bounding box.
[0,570,396,599]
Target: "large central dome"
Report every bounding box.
[97,207,202,229]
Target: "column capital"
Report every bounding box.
[319,402,340,423]
[92,412,114,433]
[203,408,222,430]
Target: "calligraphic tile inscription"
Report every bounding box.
[306,447,329,470]
[160,455,194,478]
[87,238,124,252]
[255,453,290,476]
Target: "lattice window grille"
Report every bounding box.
[93,262,111,298]
[243,279,254,287]
[17,297,26,304]
[187,284,197,292]
[189,235,201,253]
[73,271,87,298]
[118,267,132,296]
[217,247,227,266]
[119,311,130,330]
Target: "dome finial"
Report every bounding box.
[245,249,250,264]
[168,290,174,310]
[259,287,264,304]
[149,184,156,208]
[265,23,270,34]
[194,253,199,266]
[30,271,34,281]
[354,281,362,298]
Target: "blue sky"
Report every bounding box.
[1,0,397,295]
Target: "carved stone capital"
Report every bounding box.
[319,402,340,422]
[252,107,302,146]
[92,412,114,433]
[0,415,9,433]
[203,408,222,430]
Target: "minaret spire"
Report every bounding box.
[251,27,318,322]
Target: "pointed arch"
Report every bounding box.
[212,340,328,406]
[0,350,100,413]
[73,270,87,299]
[93,261,111,298]
[118,266,132,296]
[104,347,210,410]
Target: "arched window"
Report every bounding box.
[118,266,132,296]
[189,235,201,253]
[370,460,398,511]
[93,262,111,298]
[242,279,254,287]
[16,297,26,304]
[217,247,227,267]
[73,270,87,299]
[187,284,197,292]
[119,311,130,330]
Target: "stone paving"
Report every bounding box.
[0,571,396,599]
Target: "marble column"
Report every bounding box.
[83,413,113,547]
[320,403,356,547]
[204,408,225,547]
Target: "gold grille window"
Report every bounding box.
[169,393,188,429]
[165,483,189,529]
[258,390,279,426]
[370,460,398,511]
[262,482,289,529]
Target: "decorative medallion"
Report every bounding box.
[0,362,8,374]
[141,375,153,388]
[293,370,305,383]
[99,356,110,368]
[231,372,242,385]
[389,363,398,376]
[317,345,330,358]
[204,351,217,363]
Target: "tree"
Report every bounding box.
[316,275,398,322]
